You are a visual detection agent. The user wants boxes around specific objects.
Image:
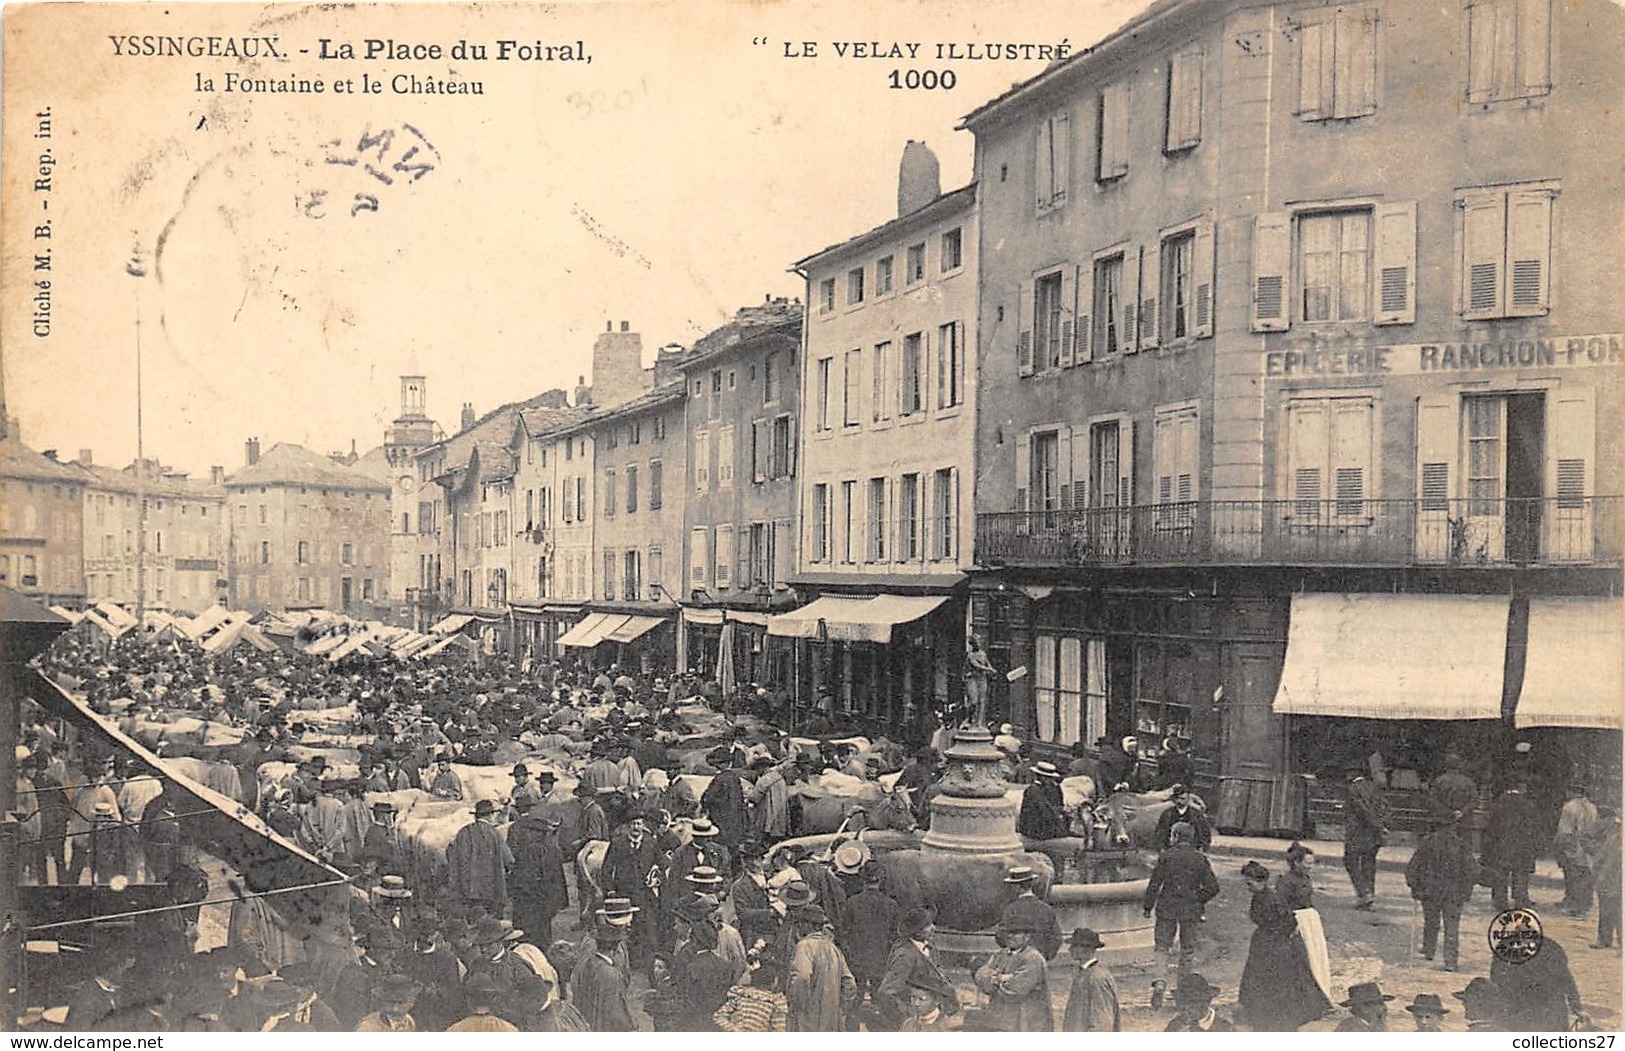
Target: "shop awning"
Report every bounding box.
[556,611,611,647]
[684,607,725,627]
[560,612,634,648]
[766,593,947,644]
[1273,593,1509,720]
[1516,596,1624,730]
[605,615,666,643]
[428,613,474,635]
[728,610,770,627]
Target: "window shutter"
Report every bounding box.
[936,327,948,408]
[1016,432,1033,514]
[1057,427,1075,511]
[1251,212,1291,332]
[1140,243,1161,351]
[1288,401,1329,518]
[1415,394,1457,561]
[690,527,710,590]
[1373,200,1417,324]
[1192,219,1215,338]
[1338,8,1379,117]
[1546,385,1594,562]
[1177,411,1199,505]
[1059,267,1076,368]
[1073,263,1092,364]
[775,518,794,583]
[1017,280,1035,376]
[1506,189,1552,316]
[1122,247,1142,353]
[1110,84,1130,177]
[1296,18,1331,118]
[739,528,753,586]
[1035,117,1052,208]
[1070,426,1090,510]
[1461,193,1507,318]
[751,420,766,483]
[1053,111,1071,203]
[1153,414,1173,507]
[1465,1,1496,103]
[695,431,710,491]
[1331,399,1373,517]
[716,525,734,589]
[1521,0,1551,95]
[886,478,900,563]
[1118,419,1136,509]
[787,415,797,476]
[951,467,961,564]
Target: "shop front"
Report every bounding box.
[558,604,676,673]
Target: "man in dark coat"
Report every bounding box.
[599,813,662,977]
[1153,785,1212,850]
[1405,817,1477,969]
[1095,736,1133,792]
[1594,808,1622,949]
[1017,763,1069,842]
[1142,822,1219,972]
[446,799,513,912]
[836,867,900,1006]
[1344,765,1388,909]
[895,747,937,822]
[701,754,750,850]
[874,906,956,1030]
[1062,927,1120,1031]
[729,842,778,955]
[1157,739,1195,791]
[1428,752,1479,823]
[508,801,570,950]
[571,915,636,1031]
[1483,778,1543,911]
[999,866,1063,961]
[1491,923,1583,1032]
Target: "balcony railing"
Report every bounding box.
[976,496,1621,569]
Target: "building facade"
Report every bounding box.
[964,0,1623,828]
[508,403,592,655]
[379,376,444,626]
[0,428,87,608]
[786,147,981,737]
[77,458,226,614]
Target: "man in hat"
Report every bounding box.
[400,922,466,1032]
[669,817,732,893]
[660,761,699,819]
[1095,736,1133,794]
[508,762,544,817]
[362,799,405,875]
[1017,762,1069,842]
[664,916,741,1030]
[730,841,779,955]
[574,780,611,861]
[836,863,900,1008]
[1154,785,1212,851]
[446,798,514,912]
[447,973,519,1031]
[796,845,849,926]
[974,916,1052,1031]
[581,739,626,794]
[571,902,637,1031]
[600,811,662,978]
[1405,812,1477,970]
[1405,992,1449,1031]
[702,751,751,851]
[428,754,465,800]
[1335,980,1395,1031]
[786,904,857,1031]
[1164,972,1230,1032]
[354,974,420,1031]
[1455,977,1505,1031]
[1157,737,1195,791]
[1062,928,1119,1032]
[1344,763,1388,909]
[1000,866,1063,960]
[898,972,957,1031]
[1143,822,1219,973]
[874,906,956,1030]
[508,798,570,950]
[1483,775,1543,911]
[895,747,937,822]
[1428,752,1479,823]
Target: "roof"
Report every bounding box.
[225,442,391,492]
[517,404,592,441]
[470,442,516,483]
[74,461,226,500]
[0,437,88,485]
[959,0,1210,130]
[793,183,977,272]
[546,382,687,443]
[421,390,568,478]
[679,301,804,372]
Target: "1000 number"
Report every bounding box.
[888,69,956,90]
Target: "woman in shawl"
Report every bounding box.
[1237,860,1331,1031]
[1275,842,1332,1003]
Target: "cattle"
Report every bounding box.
[790,774,916,836]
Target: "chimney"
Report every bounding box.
[574,375,593,407]
[78,448,93,466]
[591,323,648,408]
[620,320,630,333]
[897,140,941,217]
[245,437,260,466]
[210,465,226,485]
[42,449,58,462]
[460,403,477,432]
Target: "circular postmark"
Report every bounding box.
[1488,907,1544,964]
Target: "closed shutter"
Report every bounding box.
[739,527,753,587]
[1140,241,1160,351]
[1154,413,1175,508]
[1193,220,1215,338]
[1017,280,1035,376]
[1373,201,1417,324]
[690,527,710,590]
[1506,189,1552,316]
[1073,263,1092,364]
[886,477,899,563]
[1251,213,1291,331]
[774,518,794,584]
[716,525,734,589]
[695,431,710,491]
[1288,401,1329,518]
[1461,193,1507,319]
[1415,394,1457,562]
[1122,247,1142,353]
[1070,426,1091,510]
[1058,268,1076,368]
[1177,411,1199,506]
[1331,399,1373,518]
[1546,386,1595,562]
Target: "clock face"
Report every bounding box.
[397,475,414,493]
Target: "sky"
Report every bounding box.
[3,0,1148,476]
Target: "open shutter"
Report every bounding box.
[1073,263,1092,364]
[1461,193,1507,319]
[1057,427,1075,512]
[1296,17,1331,118]
[1287,401,1328,519]
[1053,111,1071,204]
[1373,201,1417,325]
[1016,431,1033,534]
[774,518,794,584]
[1520,0,1551,95]
[786,414,797,477]
[1506,189,1552,316]
[1070,425,1091,510]
[1338,7,1379,118]
[1330,399,1372,518]
[1251,213,1291,332]
[1059,267,1076,368]
[886,477,899,562]
[1017,280,1035,377]
[1035,117,1052,209]
[1546,386,1594,562]
[1122,248,1142,353]
[715,525,734,589]
[1415,394,1457,562]
[1193,220,1215,338]
[1118,419,1136,508]
[1153,413,1174,510]
[1140,242,1160,351]
[1466,1,1497,103]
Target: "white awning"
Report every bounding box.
[604,615,666,644]
[1516,596,1624,730]
[683,607,725,627]
[428,613,474,635]
[728,610,771,627]
[560,612,633,648]
[766,593,947,644]
[1273,593,1509,720]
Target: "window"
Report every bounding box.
[872,341,892,423]
[937,322,962,409]
[1283,396,1375,520]
[933,468,956,560]
[1299,210,1370,322]
[812,483,830,561]
[648,548,662,593]
[711,369,723,395]
[650,460,663,509]
[899,473,921,560]
[1097,81,1130,180]
[626,465,639,512]
[900,334,923,416]
[604,469,617,517]
[716,525,734,589]
[906,243,926,284]
[1035,111,1071,210]
[259,504,268,525]
[1460,187,1553,318]
[1161,231,1196,339]
[362,578,374,600]
[1031,431,1061,524]
[297,539,310,564]
[690,527,710,590]
[1089,419,1131,511]
[562,480,574,523]
[653,415,666,441]
[840,480,857,563]
[1093,253,1127,356]
[605,427,619,451]
[259,540,270,564]
[1035,272,1066,370]
[604,551,617,601]
[819,277,837,313]
[155,530,165,555]
[867,477,888,561]
[575,476,585,521]
[772,416,794,479]
[298,577,311,602]
[876,255,894,295]
[763,353,780,404]
[1165,48,1203,150]
[236,504,247,525]
[848,267,865,305]
[941,228,963,272]
[565,439,573,462]
[1034,635,1094,746]
[717,427,735,489]
[749,522,770,586]
[1464,397,1502,517]
[1468,0,1549,102]
[843,349,862,427]
[815,357,833,432]
[623,550,641,602]
[341,542,353,565]
[1296,6,1378,120]
[1152,404,1200,528]
[695,432,710,492]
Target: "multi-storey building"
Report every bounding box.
[964,0,1623,828]
[508,402,592,656]
[224,439,392,614]
[0,426,87,608]
[76,457,226,614]
[677,299,804,688]
[378,376,444,626]
[785,144,981,736]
